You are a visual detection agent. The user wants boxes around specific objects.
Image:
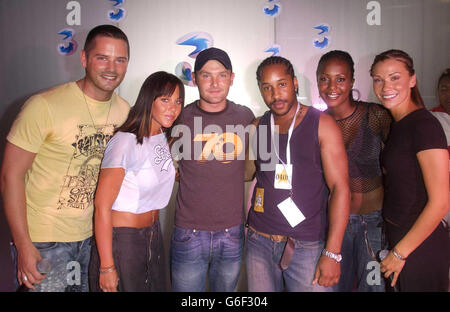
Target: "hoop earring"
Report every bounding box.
[351,88,361,101]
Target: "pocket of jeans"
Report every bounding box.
[33,242,59,252]
[225,225,244,243]
[294,240,323,250]
[365,210,382,222]
[246,228,260,242]
[171,227,195,245]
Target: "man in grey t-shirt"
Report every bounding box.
[170,48,254,292]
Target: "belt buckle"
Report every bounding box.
[249,226,286,242]
[271,234,287,242]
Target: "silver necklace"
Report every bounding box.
[57,81,112,210]
[82,80,112,133]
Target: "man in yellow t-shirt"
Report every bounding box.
[1,25,130,292]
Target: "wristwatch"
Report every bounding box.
[321,249,342,263]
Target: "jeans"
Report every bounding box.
[11,237,91,292]
[170,224,244,292]
[89,220,168,292]
[246,228,334,292]
[337,210,385,292]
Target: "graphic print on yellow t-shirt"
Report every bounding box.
[57,123,115,211]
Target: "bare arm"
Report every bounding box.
[0,142,43,289]
[380,149,449,287]
[313,113,350,287]
[94,167,125,292]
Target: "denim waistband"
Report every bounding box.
[112,220,160,236]
[349,210,382,222]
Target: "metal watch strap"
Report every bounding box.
[321,249,342,263]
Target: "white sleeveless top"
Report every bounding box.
[101,131,175,214]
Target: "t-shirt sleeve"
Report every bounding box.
[6,95,52,153]
[246,107,256,125]
[101,132,134,169]
[412,115,447,153]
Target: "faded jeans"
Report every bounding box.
[337,210,385,292]
[11,237,91,292]
[246,228,334,292]
[170,224,244,292]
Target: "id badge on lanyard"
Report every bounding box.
[271,103,305,227]
[274,163,292,190]
[270,103,299,190]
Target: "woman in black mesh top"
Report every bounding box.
[316,50,392,292]
[370,50,449,292]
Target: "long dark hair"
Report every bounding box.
[116,71,185,144]
[370,49,424,108]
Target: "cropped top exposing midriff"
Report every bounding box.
[101,131,176,214]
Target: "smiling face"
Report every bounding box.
[317,58,354,110]
[438,75,450,113]
[150,85,183,133]
[81,36,129,101]
[371,58,416,111]
[192,60,234,111]
[258,63,298,117]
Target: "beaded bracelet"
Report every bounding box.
[391,248,406,261]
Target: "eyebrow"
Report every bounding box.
[319,73,346,77]
[94,53,128,59]
[199,71,230,76]
[260,79,288,88]
[373,71,401,78]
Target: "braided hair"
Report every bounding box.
[256,56,295,83]
[316,50,355,80]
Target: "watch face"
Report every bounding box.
[336,254,342,262]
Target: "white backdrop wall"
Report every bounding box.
[118,0,273,116]
[276,0,450,110]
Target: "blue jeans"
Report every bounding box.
[337,210,385,292]
[11,237,91,292]
[170,224,244,292]
[246,229,334,292]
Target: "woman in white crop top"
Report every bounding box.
[89,72,184,292]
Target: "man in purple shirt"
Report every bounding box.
[246,56,350,291]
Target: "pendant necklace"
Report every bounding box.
[82,79,112,136]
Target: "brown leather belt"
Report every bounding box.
[248,225,287,242]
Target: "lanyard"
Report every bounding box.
[270,102,300,166]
